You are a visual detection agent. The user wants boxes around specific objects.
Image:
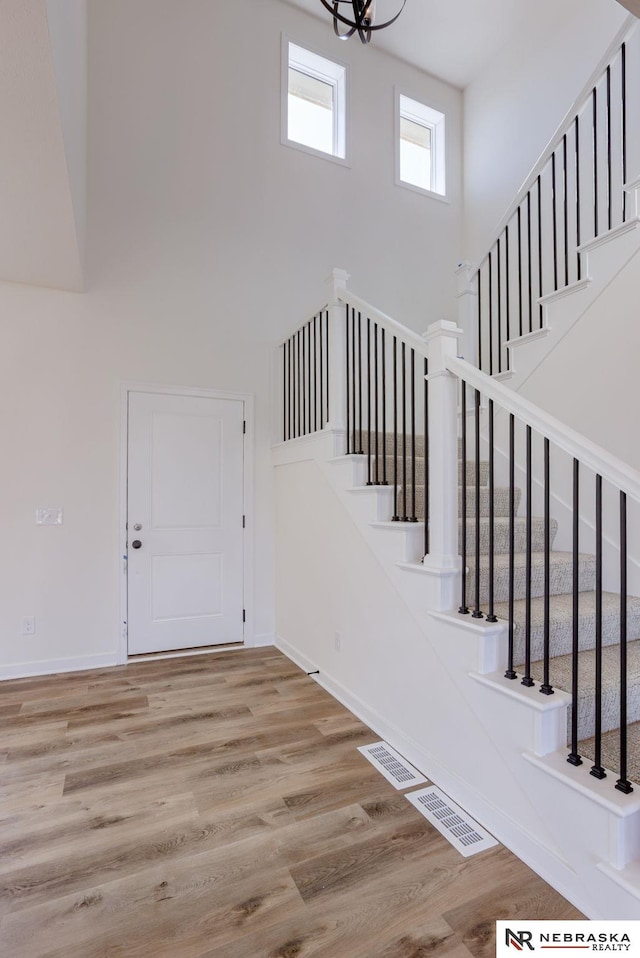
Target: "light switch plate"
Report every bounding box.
[36,507,63,526]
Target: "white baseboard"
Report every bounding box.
[0,652,119,681]
[251,632,276,648]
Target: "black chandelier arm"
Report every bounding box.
[317,0,406,33]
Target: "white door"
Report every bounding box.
[127,391,245,655]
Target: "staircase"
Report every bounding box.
[384,432,640,783]
[273,15,640,921]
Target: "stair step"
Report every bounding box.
[360,454,489,487]
[580,720,640,786]
[526,639,640,741]
[499,589,640,662]
[461,517,557,556]
[397,484,521,520]
[470,551,595,604]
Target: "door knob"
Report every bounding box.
[131,540,142,549]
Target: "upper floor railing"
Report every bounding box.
[471,18,640,377]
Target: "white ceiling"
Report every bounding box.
[287,0,623,88]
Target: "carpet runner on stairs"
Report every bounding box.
[351,434,640,787]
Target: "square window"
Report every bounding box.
[397,93,446,198]
[283,40,347,162]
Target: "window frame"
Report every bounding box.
[395,88,448,202]
[281,35,350,167]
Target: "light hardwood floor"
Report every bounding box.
[0,647,582,957]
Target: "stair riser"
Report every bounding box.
[397,485,521,519]
[462,519,558,556]
[511,606,639,664]
[358,435,468,458]
[471,558,596,604]
[363,455,489,487]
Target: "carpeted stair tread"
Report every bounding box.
[580,721,640,787]
[361,454,489,487]
[496,590,640,662]
[469,551,596,604]
[524,640,640,739]
[460,517,557,556]
[396,484,521,519]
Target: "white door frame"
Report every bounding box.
[118,382,254,664]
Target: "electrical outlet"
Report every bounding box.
[22,616,36,635]
[334,631,341,652]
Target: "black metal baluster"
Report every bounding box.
[401,342,408,519]
[472,388,483,619]
[295,330,300,438]
[302,322,306,435]
[486,399,497,623]
[459,380,469,614]
[423,357,429,557]
[617,490,633,793]
[606,65,612,232]
[527,191,533,334]
[357,312,363,452]
[374,323,379,482]
[517,206,523,337]
[593,87,599,240]
[325,310,330,425]
[488,250,494,376]
[540,438,554,695]
[307,320,312,434]
[537,174,543,328]
[568,458,582,766]
[410,349,417,521]
[522,426,535,686]
[345,308,351,453]
[622,43,628,224]
[382,329,387,484]
[591,474,606,779]
[319,316,324,430]
[576,116,582,282]
[497,237,503,374]
[313,315,318,433]
[392,336,399,521]
[477,267,483,373]
[505,414,517,679]
[505,224,511,364]
[563,134,569,288]
[552,152,559,292]
[351,309,357,451]
[366,316,372,482]
[283,342,287,441]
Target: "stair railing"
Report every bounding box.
[430,319,640,795]
[277,270,431,560]
[468,17,640,377]
[277,284,640,793]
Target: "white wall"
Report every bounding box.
[463,0,629,267]
[520,248,640,471]
[0,0,462,675]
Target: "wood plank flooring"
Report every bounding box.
[0,647,582,957]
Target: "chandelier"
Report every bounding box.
[318,1,406,44]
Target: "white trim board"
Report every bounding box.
[118,382,255,664]
[0,653,119,681]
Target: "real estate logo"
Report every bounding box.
[496,921,639,956]
[504,928,535,951]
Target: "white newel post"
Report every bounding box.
[424,320,463,580]
[455,261,478,368]
[324,268,350,452]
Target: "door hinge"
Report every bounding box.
[242,515,246,529]
[243,420,246,434]
[242,609,246,623]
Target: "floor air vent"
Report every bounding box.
[406,786,498,857]
[357,741,428,789]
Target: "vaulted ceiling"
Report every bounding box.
[0,0,634,292]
